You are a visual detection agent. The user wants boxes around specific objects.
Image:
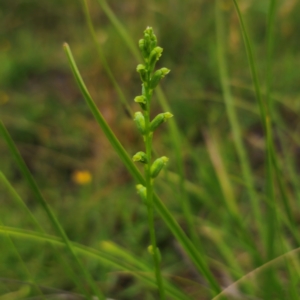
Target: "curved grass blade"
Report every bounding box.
[0,120,105,300]
[231,0,282,261]
[0,171,43,232]
[0,171,92,297]
[0,226,192,300]
[63,42,221,294]
[96,0,140,60]
[0,171,91,298]
[231,0,267,123]
[0,285,30,300]
[212,246,300,300]
[0,219,45,299]
[0,278,86,299]
[264,0,295,238]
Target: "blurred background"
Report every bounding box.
[1,0,300,299]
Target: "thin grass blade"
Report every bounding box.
[0,226,192,300]
[0,120,105,300]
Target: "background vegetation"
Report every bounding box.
[1,0,300,299]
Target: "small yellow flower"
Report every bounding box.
[0,40,11,52]
[0,92,9,105]
[72,170,92,185]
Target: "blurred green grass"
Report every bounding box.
[1,0,300,299]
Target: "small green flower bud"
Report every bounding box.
[136,184,147,204]
[150,68,170,89]
[150,112,173,132]
[136,64,148,83]
[134,95,147,110]
[132,151,148,164]
[134,112,146,135]
[149,47,163,70]
[134,95,146,104]
[147,245,154,255]
[147,245,162,262]
[150,114,164,131]
[144,27,152,42]
[138,38,145,50]
[144,33,151,53]
[144,26,154,36]
[150,35,157,51]
[139,39,148,59]
[145,27,157,49]
[150,156,169,178]
[139,27,159,61]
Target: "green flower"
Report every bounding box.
[150,156,169,178]
[134,112,146,135]
[150,112,173,132]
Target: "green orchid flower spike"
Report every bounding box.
[131,27,173,300]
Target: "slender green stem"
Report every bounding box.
[265,0,293,226]
[231,0,279,260]
[264,0,279,264]
[265,118,278,261]
[270,143,293,224]
[144,87,166,299]
[231,0,266,123]
[266,0,278,116]
[231,10,295,297]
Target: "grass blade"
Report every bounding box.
[96,0,141,59]
[266,0,278,115]
[0,219,45,299]
[0,226,192,300]
[0,171,43,232]
[0,120,105,300]
[215,0,263,241]
[231,0,279,261]
[0,171,91,298]
[212,246,300,300]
